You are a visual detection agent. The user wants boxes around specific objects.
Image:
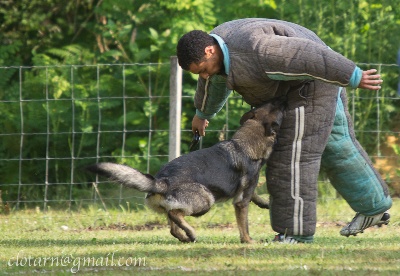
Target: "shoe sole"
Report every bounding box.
[342,220,390,237]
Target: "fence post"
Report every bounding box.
[169,56,182,161]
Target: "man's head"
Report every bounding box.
[177,30,224,79]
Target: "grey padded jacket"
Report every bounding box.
[194,18,361,119]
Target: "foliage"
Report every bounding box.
[276,0,400,64]
[0,0,399,203]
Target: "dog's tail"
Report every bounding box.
[86,162,167,194]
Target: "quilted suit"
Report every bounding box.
[192,18,392,238]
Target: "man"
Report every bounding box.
[176,18,392,243]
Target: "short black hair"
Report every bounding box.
[176,30,216,70]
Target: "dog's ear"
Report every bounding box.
[264,122,274,136]
[263,121,280,136]
[240,109,255,125]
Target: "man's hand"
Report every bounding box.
[192,114,209,136]
[358,69,383,90]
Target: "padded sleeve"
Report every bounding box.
[194,75,232,120]
[259,35,357,87]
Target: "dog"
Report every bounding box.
[87,102,284,243]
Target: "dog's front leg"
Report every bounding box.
[234,202,254,243]
[234,177,260,243]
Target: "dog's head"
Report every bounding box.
[239,100,284,137]
[233,100,284,160]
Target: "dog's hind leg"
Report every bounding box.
[168,209,196,242]
[168,218,191,243]
[251,193,269,209]
[234,202,254,243]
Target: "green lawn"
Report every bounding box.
[0,198,399,275]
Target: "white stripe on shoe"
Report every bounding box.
[340,212,390,236]
[291,106,305,236]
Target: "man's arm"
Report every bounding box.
[192,75,232,136]
[261,35,360,87]
[260,36,383,91]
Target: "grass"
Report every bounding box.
[0,197,399,275]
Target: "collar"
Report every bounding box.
[210,34,230,75]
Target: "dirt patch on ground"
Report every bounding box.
[87,222,167,231]
[86,222,239,232]
[207,222,235,229]
[317,221,346,228]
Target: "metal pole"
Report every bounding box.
[169,56,182,161]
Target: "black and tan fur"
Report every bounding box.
[87,102,283,243]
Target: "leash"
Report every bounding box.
[189,131,201,151]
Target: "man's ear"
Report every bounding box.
[204,46,214,58]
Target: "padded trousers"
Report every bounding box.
[266,81,392,236]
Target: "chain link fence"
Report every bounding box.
[0,61,399,212]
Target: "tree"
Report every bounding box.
[1,0,399,205]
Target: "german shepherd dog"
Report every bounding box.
[87,102,284,243]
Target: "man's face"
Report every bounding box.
[188,45,223,79]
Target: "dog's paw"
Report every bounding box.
[179,237,196,243]
[241,238,256,244]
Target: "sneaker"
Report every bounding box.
[273,233,314,243]
[273,233,300,244]
[340,212,390,237]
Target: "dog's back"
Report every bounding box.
[155,140,263,202]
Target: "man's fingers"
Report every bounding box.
[366,79,383,85]
[192,126,205,136]
[192,115,209,136]
[363,77,383,85]
[359,69,383,90]
[363,84,381,90]
[364,68,377,74]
